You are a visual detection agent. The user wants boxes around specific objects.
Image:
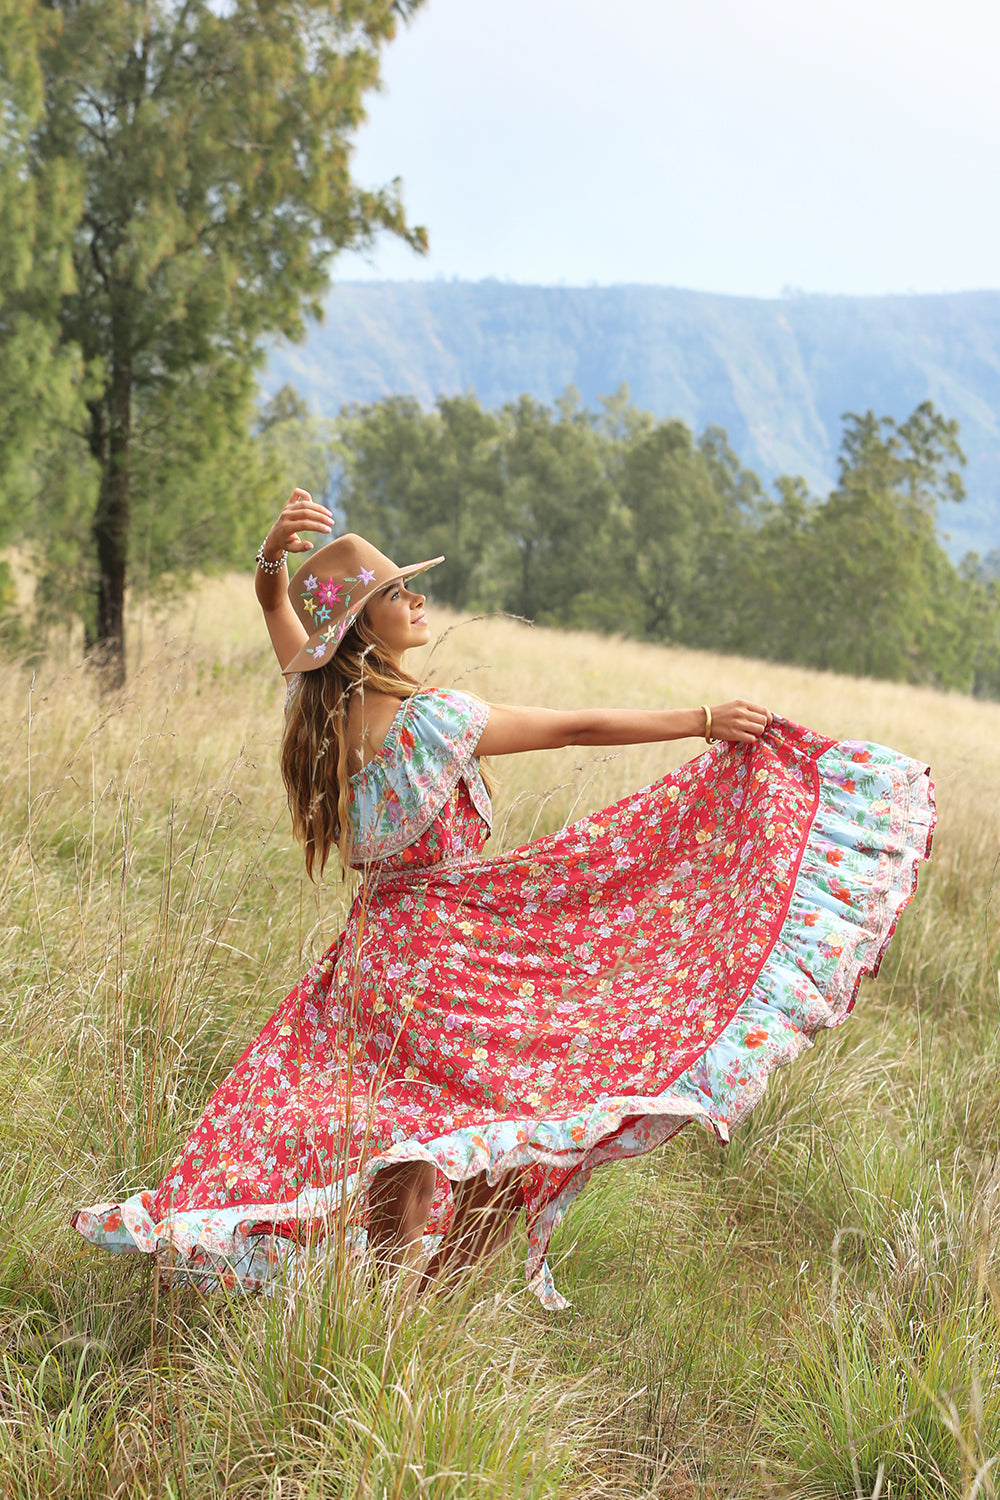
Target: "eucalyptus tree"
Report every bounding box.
[806,402,967,683]
[616,418,757,643]
[494,391,620,630]
[0,8,91,611]
[338,393,506,610]
[0,0,425,683]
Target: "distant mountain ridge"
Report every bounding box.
[263,281,1000,557]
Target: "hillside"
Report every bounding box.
[263,281,1000,557]
[4,577,999,1496]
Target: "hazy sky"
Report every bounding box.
[335,0,1000,297]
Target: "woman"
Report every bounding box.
[74,490,935,1308]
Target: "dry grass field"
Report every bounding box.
[2,571,999,1498]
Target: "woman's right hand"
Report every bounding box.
[264,489,334,558]
[710,700,774,743]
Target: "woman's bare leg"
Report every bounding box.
[366,1160,437,1300]
[422,1170,524,1291]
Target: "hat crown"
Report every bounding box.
[299,533,398,591]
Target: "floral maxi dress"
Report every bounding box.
[73,688,935,1308]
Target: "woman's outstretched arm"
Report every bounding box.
[476,700,773,757]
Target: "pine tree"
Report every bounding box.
[0,0,426,683]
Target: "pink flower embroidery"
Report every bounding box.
[359,567,377,584]
[318,579,343,606]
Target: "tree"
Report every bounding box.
[806,403,967,683]
[0,0,426,684]
[257,384,340,523]
[616,419,758,644]
[713,401,976,688]
[424,395,507,609]
[0,9,95,617]
[688,470,816,664]
[338,394,505,609]
[495,392,620,630]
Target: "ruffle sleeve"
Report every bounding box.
[347,689,492,864]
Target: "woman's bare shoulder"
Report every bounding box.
[346,690,409,772]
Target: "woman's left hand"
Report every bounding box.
[710,699,774,743]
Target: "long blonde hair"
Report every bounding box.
[281,612,421,879]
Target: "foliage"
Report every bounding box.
[494,390,620,629]
[0,0,427,682]
[329,388,1000,696]
[336,392,504,611]
[0,5,97,602]
[257,384,342,518]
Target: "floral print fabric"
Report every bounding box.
[346,689,493,863]
[73,694,935,1309]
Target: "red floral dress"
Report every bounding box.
[73,689,935,1308]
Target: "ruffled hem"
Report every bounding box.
[71,735,934,1310]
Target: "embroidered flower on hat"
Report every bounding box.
[311,641,327,660]
[315,606,331,623]
[303,574,318,593]
[318,580,343,606]
[359,567,377,584]
[302,597,317,616]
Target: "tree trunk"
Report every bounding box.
[89,339,131,689]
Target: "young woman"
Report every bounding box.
[74,490,935,1308]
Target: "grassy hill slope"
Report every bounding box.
[2,578,999,1498]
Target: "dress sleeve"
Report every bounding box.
[401,689,490,773]
[348,688,492,862]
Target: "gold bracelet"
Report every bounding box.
[701,704,713,743]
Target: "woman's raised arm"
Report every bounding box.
[476,700,773,757]
[256,489,333,673]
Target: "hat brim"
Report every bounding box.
[281,555,445,675]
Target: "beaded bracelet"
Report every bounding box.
[255,541,287,575]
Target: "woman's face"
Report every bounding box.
[363,578,430,659]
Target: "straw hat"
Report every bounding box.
[281,533,444,674]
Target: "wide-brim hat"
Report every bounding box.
[282,533,444,674]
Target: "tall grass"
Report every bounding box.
[1,574,998,1497]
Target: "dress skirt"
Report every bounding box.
[73,714,935,1308]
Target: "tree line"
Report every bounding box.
[259,384,1000,699]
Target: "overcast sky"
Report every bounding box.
[334,0,1000,297]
